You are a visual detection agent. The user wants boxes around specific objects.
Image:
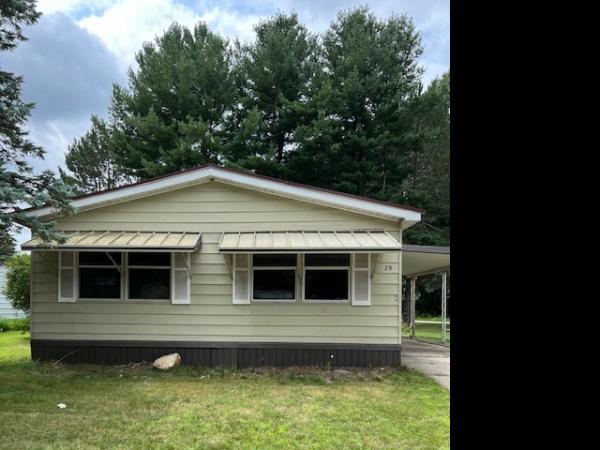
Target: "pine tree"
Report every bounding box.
[228,13,320,176]
[1,0,72,251]
[61,115,131,194]
[287,8,423,197]
[402,72,450,245]
[109,23,236,178]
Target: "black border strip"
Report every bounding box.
[31,340,401,368]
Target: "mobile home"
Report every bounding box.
[20,165,430,367]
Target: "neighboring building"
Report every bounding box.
[0,264,27,319]
[19,165,446,367]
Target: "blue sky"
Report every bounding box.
[1,0,449,247]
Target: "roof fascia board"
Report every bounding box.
[403,245,450,254]
[24,166,421,223]
[23,170,215,219]
[403,266,451,277]
[210,173,420,223]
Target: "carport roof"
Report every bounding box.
[402,245,450,276]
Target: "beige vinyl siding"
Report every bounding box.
[31,181,402,344]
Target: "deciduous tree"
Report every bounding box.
[2,253,30,312]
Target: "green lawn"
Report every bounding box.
[402,319,450,345]
[415,322,451,345]
[0,331,449,449]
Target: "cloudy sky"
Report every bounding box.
[1,0,449,247]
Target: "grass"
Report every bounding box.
[0,331,449,449]
[403,321,451,345]
[0,317,30,333]
[415,316,450,322]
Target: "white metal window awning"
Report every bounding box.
[218,231,402,253]
[21,231,202,252]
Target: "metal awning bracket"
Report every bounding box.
[223,253,233,280]
[370,252,382,279]
[105,251,122,274]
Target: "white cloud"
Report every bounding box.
[77,0,202,67]
[1,13,125,172]
[53,1,447,83]
[28,118,93,172]
[75,1,263,69]
[36,0,115,15]
[197,8,260,44]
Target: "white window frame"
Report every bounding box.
[302,253,351,303]
[251,253,298,303]
[58,251,77,302]
[351,253,371,306]
[76,251,123,302]
[171,252,191,304]
[125,252,171,301]
[69,251,189,303]
[233,254,251,304]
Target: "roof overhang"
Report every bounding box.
[21,231,202,252]
[402,245,450,276]
[20,165,422,228]
[219,230,402,253]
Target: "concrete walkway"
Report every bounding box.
[402,339,450,389]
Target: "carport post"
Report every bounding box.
[410,276,417,336]
[441,271,447,344]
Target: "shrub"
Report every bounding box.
[0,317,30,333]
[3,254,31,313]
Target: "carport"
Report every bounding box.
[402,245,450,343]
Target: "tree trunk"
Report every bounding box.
[276,133,285,163]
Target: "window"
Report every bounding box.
[304,254,350,301]
[78,252,122,299]
[68,251,187,303]
[127,252,171,300]
[252,254,296,301]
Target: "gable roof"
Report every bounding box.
[21,164,423,228]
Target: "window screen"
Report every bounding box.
[128,252,170,300]
[305,254,349,266]
[253,254,297,267]
[304,254,350,301]
[304,270,349,300]
[128,268,170,299]
[78,251,122,299]
[128,252,170,266]
[79,252,122,266]
[252,254,296,300]
[253,270,296,299]
[79,268,121,299]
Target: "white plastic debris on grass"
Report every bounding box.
[57,403,67,409]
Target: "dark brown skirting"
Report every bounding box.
[30,340,401,368]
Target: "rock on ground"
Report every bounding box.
[153,353,182,370]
